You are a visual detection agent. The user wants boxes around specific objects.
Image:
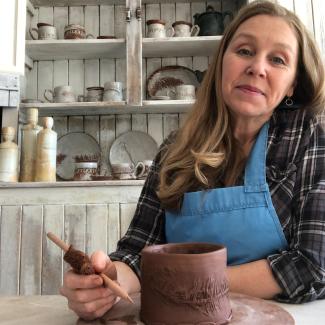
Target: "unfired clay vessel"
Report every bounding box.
[140,242,232,324]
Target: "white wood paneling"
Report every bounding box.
[120,203,137,238]
[20,205,43,295]
[0,206,22,295]
[108,203,120,253]
[42,204,64,294]
[312,0,325,58]
[63,204,86,274]
[86,204,108,255]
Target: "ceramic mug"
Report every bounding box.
[29,23,57,40]
[73,162,98,181]
[64,24,93,39]
[169,85,196,100]
[103,81,123,101]
[111,162,145,180]
[78,86,104,102]
[146,19,174,38]
[44,85,76,103]
[172,21,200,37]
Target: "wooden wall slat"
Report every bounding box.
[312,0,325,58]
[0,206,22,295]
[100,115,115,175]
[42,204,64,294]
[120,203,137,238]
[108,203,120,254]
[20,205,43,295]
[63,204,86,274]
[86,204,108,255]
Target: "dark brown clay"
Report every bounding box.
[140,242,232,324]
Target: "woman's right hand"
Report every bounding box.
[60,251,118,320]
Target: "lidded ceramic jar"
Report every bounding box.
[64,24,86,39]
[20,108,42,182]
[140,242,232,324]
[0,127,19,182]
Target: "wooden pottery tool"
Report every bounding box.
[47,232,134,304]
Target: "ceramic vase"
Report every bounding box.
[35,117,57,182]
[0,127,19,182]
[20,108,42,182]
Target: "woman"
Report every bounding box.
[60,1,325,320]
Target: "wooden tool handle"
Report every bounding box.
[47,232,69,252]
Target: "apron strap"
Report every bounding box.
[244,122,269,193]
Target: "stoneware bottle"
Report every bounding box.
[0,127,19,182]
[20,108,42,181]
[35,117,57,182]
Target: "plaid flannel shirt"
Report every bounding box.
[110,106,325,303]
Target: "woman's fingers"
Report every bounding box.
[91,251,117,280]
[63,270,103,290]
[68,293,116,320]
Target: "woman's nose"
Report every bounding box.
[245,58,267,78]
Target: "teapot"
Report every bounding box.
[193,5,233,36]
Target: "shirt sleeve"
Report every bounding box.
[109,136,172,278]
[267,113,325,303]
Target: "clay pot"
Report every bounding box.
[140,242,232,324]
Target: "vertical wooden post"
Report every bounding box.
[126,0,142,106]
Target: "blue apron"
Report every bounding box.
[165,122,288,265]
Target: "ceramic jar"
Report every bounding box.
[64,24,92,39]
[73,162,98,181]
[35,117,57,182]
[0,127,19,182]
[141,243,232,324]
[146,19,174,38]
[169,85,196,100]
[78,86,104,102]
[103,81,123,101]
[20,108,43,182]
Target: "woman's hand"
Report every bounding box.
[60,251,119,321]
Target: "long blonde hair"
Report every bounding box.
[157,0,325,211]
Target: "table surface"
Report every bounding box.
[0,293,324,325]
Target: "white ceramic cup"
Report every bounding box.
[103,81,123,101]
[111,162,145,180]
[44,85,76,103]
[172,21,200,37]
[169,85,196,100]
[29,23,57,40]
[146,19,174,38]
[78,86,104,102]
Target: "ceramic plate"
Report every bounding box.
[56,132,101,180]
[147,65,200,98]
[109,131,158,165]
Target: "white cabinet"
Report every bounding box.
[0,0,26,75]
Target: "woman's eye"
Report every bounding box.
[271,56,285,65]
[237,48,252,56]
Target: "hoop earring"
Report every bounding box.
[285,97,293,107]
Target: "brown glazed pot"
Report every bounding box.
[140,242,232,324]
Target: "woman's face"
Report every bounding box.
[221,15,298,124]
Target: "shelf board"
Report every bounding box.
[0,180,145,188]
[142,36,221,58]
[26,39,125,60]
[20,100,194,116]
[30,0,208,7]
